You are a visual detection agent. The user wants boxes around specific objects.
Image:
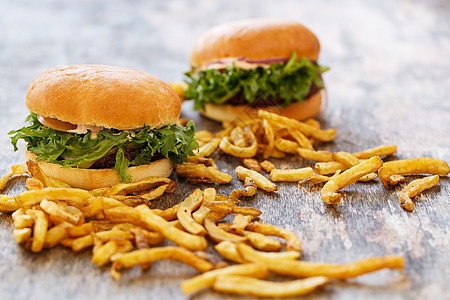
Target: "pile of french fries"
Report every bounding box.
[0,162,406,298]
[193,110,449,211]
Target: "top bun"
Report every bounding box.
[26,65,181,130]
[190,18,320,68]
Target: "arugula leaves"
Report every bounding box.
[184,52,329,110]
[9,113,198,182]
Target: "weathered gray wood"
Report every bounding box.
[1,1,449,299]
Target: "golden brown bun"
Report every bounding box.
[190,18,320,67]
[199,91,324,123]
[26,65,181,130]
[25,151,172,190]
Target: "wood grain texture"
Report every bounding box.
[1,0,449,299]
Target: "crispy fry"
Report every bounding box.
[71,235,94,252]
[274,138,299,154]
[27,209,48,252]
[181,263,269,295]
[15,188,92,207]
[229,126,246,147]
[241,158,261,172]
[314,161,347,175]
[332,152,361,168]
[12,208,34,229]
[105,177,174,196]
[321,156,383,204]
[399,175,439,211]
[197,138,221,157]
[66,223,94,238]
[288,128,314,150]
[219,134,258,158]
[13,228,32,244]
[175,163,233,184]
[0,164,27,191]
[136,205,207,251]
[26,160,51,187]
[137,184,170,201]
[269,167,314,182]
[297,148,334,162]
[236,166,278,192]
[246,222,301,252]
[299,172,340,187]
[192,188,216,224]
[358,172,378,182]
[379,158,450,188]
[205,201,261,217]
[229,214,253,235]
[262,119,275,158]
[244,231,282,252]
[213,275,329,298]
[204,212,247,243]
[177,189,206,235]
[230,177,257,200]
[111,246,214,273]
[237,243,404,279]
[153,204,180,221]
[0,195,19,212]
[40,199,83,225]
[353,145,397,159]
[80,197,104,218]
[260,160,276,173]
[96,230,134,243]
[259,110,336,142]
[44,222,72,248]
[103,206,142,224]
[25,177,44,191]
[92,239,133,267]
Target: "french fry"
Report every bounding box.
[237,243,404,279]
[15,188,92,207]
[314,161,347,175]
[106,177,174,196]
[27,209,49,252]
[111,246,214,273]
[258,110,336,142]
[12,208,34,229]
[44,222,72,248]
[181,263,269,295]
[269,167,314,182]
[40,199,83,225]
[66,223,94,238]
[246,222,301,252]
[321,156,383,204]
[244,231,282,252]
[0,195,19,212]
[204,212,247,243]
[71,235,94,252]
[262,119,275,158]
[260,160,276,173]
[241,158,261,172]
[229,214,253,235]
[332,152,361,168]
[25,177,44,191]
[353,145,397,159]
[230,177,257,200]
[92,239,133,267]
[175,163,233,184]
[96,230,134,243]
[213,275,329,298]
[399,175,439,211]
[274,138,299,154]
[197,138,220,157]
[229,126,246,147]
[26,160,51,187]
[205,201,261,217]
[288,128,314,150]
[177,189,206,235]
[0,164,27,191]
[192,188,216,224]
[13,228,32,244]
[379,158,450,188]
[297,148,334,162]
[80,197,104,218]
[153,204,180,221]
[136,204,207,251]
[236,166,278,192]
[219,136,258,158]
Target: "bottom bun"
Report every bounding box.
[200,90,325,123]
[25,151,173,190]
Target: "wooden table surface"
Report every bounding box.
[1,1,449,299]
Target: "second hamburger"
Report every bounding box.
[184,18,329,122]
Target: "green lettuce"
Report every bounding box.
[184,52,329,110]
[9,113,198,182]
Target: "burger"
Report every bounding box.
[184,18,329,122]
[9,65,198,189]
